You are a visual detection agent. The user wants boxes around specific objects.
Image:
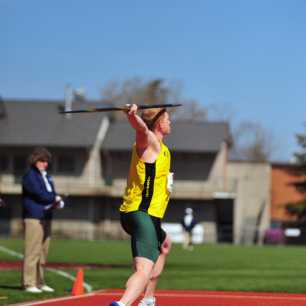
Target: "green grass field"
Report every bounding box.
[1,239,306,305]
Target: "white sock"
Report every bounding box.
[116,302,126,306]
[142,296,155,304]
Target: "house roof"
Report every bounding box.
[103,121,230,152]
[0,99,230,152]
[0,99,104,148]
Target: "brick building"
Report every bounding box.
[271,162,305,225]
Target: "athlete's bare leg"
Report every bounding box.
[143,235,172,299]
[119,257,154,306]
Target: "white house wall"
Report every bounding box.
[228,161,271,244]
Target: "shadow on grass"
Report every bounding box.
[0,261,130,270]
[47,263,131,269]
[0,285,22,290]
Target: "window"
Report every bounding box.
[57,155,76,173]
[47,161,54,174]
[13,156,27,174]
[0,155,9,172]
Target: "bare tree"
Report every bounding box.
[100,77,277,161]
[172,98,208,122]
[100,78,208,121]
[206,101,279,162]
[232,121,277,161]
[206,101,236,123]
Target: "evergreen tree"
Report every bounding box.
[286,123,306,221]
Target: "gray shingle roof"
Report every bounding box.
[0,99,104,147]
[0,99,230,152]
[103,121,230,152]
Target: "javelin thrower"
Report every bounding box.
[107,103,177,306]
[60,102,181,306]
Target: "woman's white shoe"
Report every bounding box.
[25,286,42,293]
[40,285,55,292]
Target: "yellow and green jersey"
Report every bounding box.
[120,142,171,219]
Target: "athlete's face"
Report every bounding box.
[159,112,171,135]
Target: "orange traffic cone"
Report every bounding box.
[71,268,85,296]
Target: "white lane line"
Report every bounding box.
[95,291,306,301]
[0,245,23,259]
[9,289,306,305]
[10,292,99,306]
[0,245,92,293]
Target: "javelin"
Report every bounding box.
[59,103,182,114]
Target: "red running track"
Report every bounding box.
[11,289,306,306]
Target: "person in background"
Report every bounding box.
[22,147,64,293]
[181,208,197,250]
[0,196,5,207]
[110,104,173,306]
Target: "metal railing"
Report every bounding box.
[0,174,237,199]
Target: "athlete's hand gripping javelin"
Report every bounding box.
[125,104,149,135]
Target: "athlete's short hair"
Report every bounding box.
[141,108,167,130]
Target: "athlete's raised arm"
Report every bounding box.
[125,104,157,151]
[126,104,148,133]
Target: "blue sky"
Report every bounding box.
[1,1,306,161]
